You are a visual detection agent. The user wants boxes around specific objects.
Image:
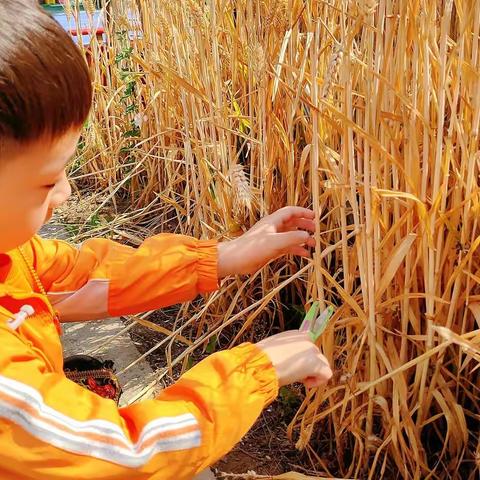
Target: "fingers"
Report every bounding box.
[305,236,316,248]
[287,246,311,257]
[282,230,316,248]
[303,375,329,388]
[273,230,311,250]
[314,353,333,379]
[303,377,322,389]
[284,217,316,233]
[274,230,316,253]
[273,206,315,224]
[303,354,333,388]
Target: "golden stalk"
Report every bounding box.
[68,0,480,477]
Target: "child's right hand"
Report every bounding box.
[257,331,332,388]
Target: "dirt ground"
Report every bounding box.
[214,406,306,477]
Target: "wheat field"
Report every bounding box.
[67,0,480,478]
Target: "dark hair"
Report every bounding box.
[0,0,92,150]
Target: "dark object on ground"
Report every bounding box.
[64,354,122,404]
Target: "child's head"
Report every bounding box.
[0,0,92,253]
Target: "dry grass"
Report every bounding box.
[67,0,480,478]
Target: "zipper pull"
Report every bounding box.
[7,305,35,330]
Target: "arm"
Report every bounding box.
[26,234,218,322]
[0,323,277,479]
[29,206,316,322]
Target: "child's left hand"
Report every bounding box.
[217,206,316,277]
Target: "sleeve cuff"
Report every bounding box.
[230,343,280,406]
[194,239,219,293]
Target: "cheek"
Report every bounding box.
[20,199,50,233]
[0,192,50,252]
[49,176,71,209]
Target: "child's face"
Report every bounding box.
[0,128,81,253]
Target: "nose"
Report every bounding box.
[49,172,72,210]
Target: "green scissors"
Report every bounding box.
[300,301,334,341]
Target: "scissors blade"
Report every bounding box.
[310,305,335,341]
[300,301,319,332]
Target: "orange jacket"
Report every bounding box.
[0,235,278,479]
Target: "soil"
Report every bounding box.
[214,406,305,477]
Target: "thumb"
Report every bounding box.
[303,376,323,389]
[273,230,311,251]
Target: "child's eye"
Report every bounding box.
[44,183,57,190]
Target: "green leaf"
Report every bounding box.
[185,356,194,371]
[206,335,217,354]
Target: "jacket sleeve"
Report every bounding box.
[26,234,219,322]
[0,323,278,480]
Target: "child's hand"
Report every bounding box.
[257,331,332,388]
[218,206,316,277]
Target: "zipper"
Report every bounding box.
[16,246,62,335]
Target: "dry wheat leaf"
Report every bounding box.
[468,303,480,329]
[433,326,480,361]
[376,233,416,299]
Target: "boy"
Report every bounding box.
[0,1,332,479]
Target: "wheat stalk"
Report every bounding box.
[248,41,266,84]
[320,43,343,101]
[83,0,96,16]
[357,0,378,16]
[63,0,72,20]
[229,164,253,224]
[69,0,480,477]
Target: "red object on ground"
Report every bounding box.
[86,377,117,400]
